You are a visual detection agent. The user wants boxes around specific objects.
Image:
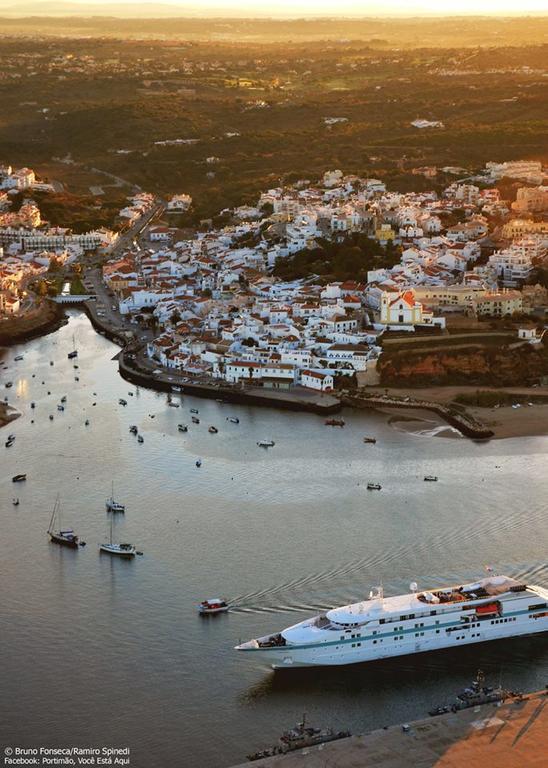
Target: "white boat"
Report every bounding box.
[235,574,548,669]
[172,386,182,393]
[208,426,218,433]
[99,516,135,558]
[106,483,125,513]
[199,598,229,615]
[14,355,24,361]
[367,483,381,490]
[227,417,239,424]
[257,440,275,448]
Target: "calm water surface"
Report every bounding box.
[1,312,547,767]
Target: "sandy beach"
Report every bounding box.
[367,386,548,440]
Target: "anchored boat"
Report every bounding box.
[105,482,125,513]
[99,516,136,558]
[428,669,517,717]
[47,497,83,548]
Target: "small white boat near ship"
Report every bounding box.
[198,598,229,615]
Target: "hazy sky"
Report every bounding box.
[22,0,548,15]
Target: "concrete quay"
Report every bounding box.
[232,689,548,768]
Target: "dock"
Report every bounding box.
[232,689,548,768]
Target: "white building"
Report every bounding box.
[300,370,334,391]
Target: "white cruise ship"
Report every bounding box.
[235,575,548,668]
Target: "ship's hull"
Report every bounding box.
[245,605,548,669]
[99,545,135,557]
[49,533,78,548]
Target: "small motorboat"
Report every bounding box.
[12,474,26,482]
[30,402,35,409]
[190,408,199,414]
[118,398,127,406]
[168,402,180,408]
[73,365,79,369]
[257,440,275,448]
[5,439,14,447]
[8,433,15,441]
[49,361,54,366]
[60,395,67,403]
[129,425,138,434]
[208,426,218,434]
[137,435,144,443]
[178,424,188,433]
[68,351,77,360]
[172,386,182,393]
[14,355,23,361]
[49,414,54,421]
[74,376,79,381]
[424,475,438,482]
[325,418,345,427]
[363,437,377,444]
[12,498,19,506]
[84,419,90,426]
[367,483,382,491]
[57,404,65,412]
[128,392,134,396]
[198,598,229,615]
[5,381,13,388]
[196,459,202,468]
[192,416,200,424]
[227,417,239,424]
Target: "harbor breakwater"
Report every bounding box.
[341,391,495,440]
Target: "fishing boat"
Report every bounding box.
[99,516,136,558]
[12,474,26,482]
[257,440,275,448]
[227,417,239,424]
[192,416,200,424]
[236,574,548,669]
[208,426,218,434]
[424,475,438,482]
[137,435,144,443]
[129,425,138,434]
[47,497,82,548]
[325,418,344,427]
[198,598,229,615]
[118,398,127,406]
[363,437,377,444]
[367,483,382,490]
[428,670,517,717]
[106,483,125,513]
[246,715,351,761]
[178,424,188,433]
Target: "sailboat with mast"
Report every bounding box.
[47,496,83,548]
[67,333,78,359]
[105,482,125,513]
[99,515,136,558]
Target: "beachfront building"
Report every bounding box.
[300,370,334,392]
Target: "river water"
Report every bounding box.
[1,311,547,767]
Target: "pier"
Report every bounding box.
[232,688,548,768]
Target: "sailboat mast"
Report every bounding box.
[48,497,58,533]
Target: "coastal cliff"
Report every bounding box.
[378,341,548,387]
